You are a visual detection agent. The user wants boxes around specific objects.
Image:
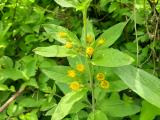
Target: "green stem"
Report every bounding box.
[82,9,95,112]
[83,9,87,46]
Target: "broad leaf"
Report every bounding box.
[92,48,134,67]
[51,89,87,120]
[97,93,140,117]
[140,100,160,120]
[34,45,76,57]
[87,110,108,120]
[113,65,160,108]
[97,22,126,47]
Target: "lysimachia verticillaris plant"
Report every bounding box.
[34,0,160,120]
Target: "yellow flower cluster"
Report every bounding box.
[100,80,109,89]
[96,72,109,89]
[58,31,67,38]
[67,70,76,78]
[86,47,94,57]
[96,73,105,81]
[69,81,80,91]
[86,34,93,43]
[97,38,105,45]
[76,64,85,72]
[65,42,73,49]
[67,64,85,90]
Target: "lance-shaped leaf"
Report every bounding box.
[34,45,76,57]
[97,22,127,47]
[113,65,160,108]
[92,48,134,67]
[43,24,80,45]
[51,89,87,120]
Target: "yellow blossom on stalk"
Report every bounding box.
[97,38,105,46]
[65,42,73,49]
[86,47,94,57]
[76,64,85,72]
[58,31,67,38]
[69,81,80,90]
[100,80,109,89]
[86,34,93,43]
[67,70,76,78]
[96,72,105,81]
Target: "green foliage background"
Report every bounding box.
[0,0,160,120]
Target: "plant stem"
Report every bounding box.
[0,85,25,112]
[82,9,95,112]
[83,9,87,46]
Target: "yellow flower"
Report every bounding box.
[69,81,80,90]
[76,64,85,72]
[100,80,109,89]
[86,34,93,43]
[67,70,76,78]
[65,42,73,49]
[86,47,94,57]
[96,72,105,81]
[97,38,105,46]
[58,32,67,38]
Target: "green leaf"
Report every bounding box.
[113,65,160,108]
[97,22,126,47]
[43,24,80,45]
[92,48,134,67]
[34,45,76,57]
[54,0,78,8]
[0,69,24,81]
[107,80,128,92]
[0,84,8,91]
[0,56,13,68]
[140,100,160,120]
[18,97,45,108]
[51,89,87,120]
[87,110,108,120]
[55,0,91,11]
[81,19,95,46]
[97,93,140,117]
[41,66,73,83]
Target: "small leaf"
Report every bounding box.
[34,45,76,57]
[54,0,78,8]
[51,89,87,120]
[0,84,8,91]
[87,110,108,120]
[92,48,134,67]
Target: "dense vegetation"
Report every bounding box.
[0,0,160,120]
